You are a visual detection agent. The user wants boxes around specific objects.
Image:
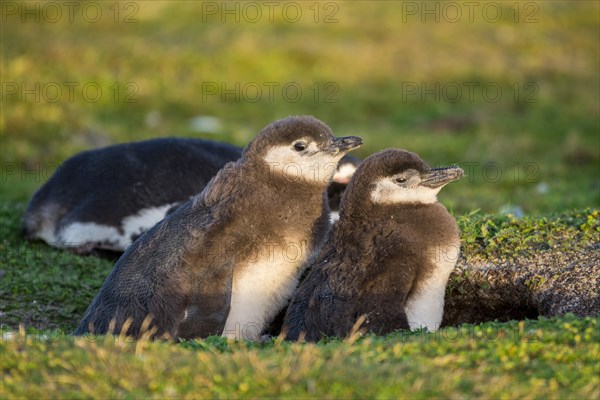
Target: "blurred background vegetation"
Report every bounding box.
[1,0,598,214]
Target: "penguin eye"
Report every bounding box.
[395,177,407,184]
[293,142,307,152]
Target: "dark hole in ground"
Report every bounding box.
[441,276,543,327]
[441,300,541,328]
[264,300,542,338]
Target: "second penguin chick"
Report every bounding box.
[74,116,362,341]
[283,149,463,341]
[328,154,361,222]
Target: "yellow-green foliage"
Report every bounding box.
[2,316,598,398]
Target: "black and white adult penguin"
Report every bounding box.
[22,139,359,256]
[282,149,464,341]
[21,138,242,255]
[73,116,362,340]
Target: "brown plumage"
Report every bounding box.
[74,116,362,340]
[282,149,463,341]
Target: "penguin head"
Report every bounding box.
[344,149,463,207]
[328,154,362,213]
[244,116,362,185]
[332,154,361,184]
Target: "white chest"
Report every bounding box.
[222,240,311,340]
[404,243,460,331]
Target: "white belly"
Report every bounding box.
[404,243,460,331]
[222,240,310,340]
[57,203,176,251]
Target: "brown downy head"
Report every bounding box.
[339,148,464,217]
[242,116,362,186]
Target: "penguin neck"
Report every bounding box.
[335,199,440,256]
[241,157,332,194]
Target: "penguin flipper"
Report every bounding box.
[176,262,234,339]
[352,256,416,334]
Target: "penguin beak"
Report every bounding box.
[327,136,363,155]
[421,166,464,188]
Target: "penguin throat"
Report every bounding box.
[370,178,440,205]
[260,146,340,187]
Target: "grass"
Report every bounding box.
[2,316,599,398]
[458,208,600,260]
[1,1,599,398]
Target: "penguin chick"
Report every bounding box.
[22,139,360,257]
[74,116,362,341]
[282,149,463,341]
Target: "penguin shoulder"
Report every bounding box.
[197,161,244,208]
[413,202,460,243]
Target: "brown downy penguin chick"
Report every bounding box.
[74,116,362,340]
[282,149,464,341]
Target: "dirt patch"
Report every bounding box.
[443,243,600,326]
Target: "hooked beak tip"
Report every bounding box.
[332,136,363,153]
[422,166,464,188]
